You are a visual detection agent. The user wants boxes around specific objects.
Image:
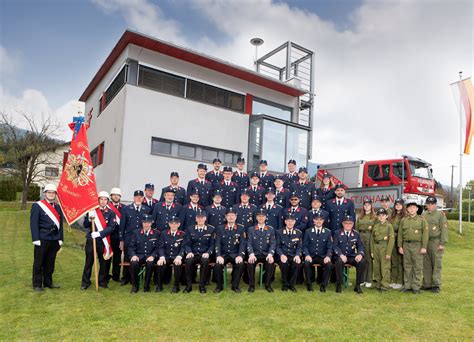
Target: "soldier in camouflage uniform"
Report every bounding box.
[422,196,448,293]
[398,201,428,294]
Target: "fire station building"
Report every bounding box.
[80,30,314,201]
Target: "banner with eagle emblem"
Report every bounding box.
[57,117,99,224]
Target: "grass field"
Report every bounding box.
[1,204,473,341]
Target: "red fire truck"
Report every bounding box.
[315,156,442,208]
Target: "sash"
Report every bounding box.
[107,203,121,225]
[94,209,113,260]
[37,200,60,229]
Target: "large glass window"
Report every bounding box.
[151,138,172,155]
[252,98,292,121]
[286,126,308,169]
[262,120,286,172]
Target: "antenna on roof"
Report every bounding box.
[250,38,264,72]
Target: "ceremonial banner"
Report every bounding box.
[57,120,99,224]
[451,77,474,155]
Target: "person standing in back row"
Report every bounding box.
[356,199,376,289]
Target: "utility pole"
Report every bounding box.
[450,165,455,208]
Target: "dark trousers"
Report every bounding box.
[121,244,131,283]
[214,255,244,289]
[105,237,121,281]
[32,239,60,288]
[279,257,302,287]
[185,255,209,287]
[247,255,275,288]
[335,256,365,286]
[130,259,155,290]
[157,259,183,287]
[304,257,333,287]
[81,238,109,287]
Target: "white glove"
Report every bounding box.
[91,231,101,239]
[32,240,41,246]
[58,240,63,246]
[88,210,96,219]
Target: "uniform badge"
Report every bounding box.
[383,236,388,240]
[368,226,372,230]
[432,226,437,230]
[414,230,419,234]
[174,243,179,247]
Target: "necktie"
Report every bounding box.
[261,174,264,178]
[316,229,320,236]
[345,231,349,237]
[167,206,170,210]
[267,205,271,211]
[276,190,279,195]
[292,208,296,213]
[240,172,243,177]
[253,187,256,192]
[135,206,139,212]
[243,205,246,209]
[260,227,263,232]
[193,207,197,212]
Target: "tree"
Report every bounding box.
[0,111,63,210]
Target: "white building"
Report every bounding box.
[80,30,314,202]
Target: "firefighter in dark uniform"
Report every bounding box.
[285,193,309,231]
[160,172,187,205]
[107,187,124,282]
[142,183,159,214]
[246,208,277,293]
[183,209,216,293]
[187,163,212,206]
[214,207,246,293]
[128,214,159,293]
[333,215,365,294]
[81,191,116,290]
[303,211,333,292]
[232,157,249,192]
[316,172,336,210]
[30,184,64,292]
[205,190,227,228]
[306,195,330,229]
[206,158,224,191]
[180,190,204,230]
[233,189,257,232]
[152,189,182,231]
[326,184,356,232]
[119,190,151,285]
[156,216,185,293]
[282,159,298,189]
[217,166,239,208]
[274,175,290,208]
[276,213,303,292]
[261,187,284,230]
[247,172,266,206]
[258,160,275,190]
[290,167,315,209]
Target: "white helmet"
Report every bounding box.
[98,191,110,199]
[43,184,57,192]
[110,187,122,196]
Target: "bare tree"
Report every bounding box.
[0,111,63,210]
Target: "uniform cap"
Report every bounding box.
[313,211,325,219]
[256,207,267,216]
[98,191,109,199]
[342,215,354,223]
[197,163,208,170]
[212,158,222,163]
[236,157,245,163]
[250,171,260,178]
[363,199,373,204]
[134,190,144,197]
[110,187,122,196]
[195,208,207,217]
[142,214,153,222]
[426,196,437,204]
[380,195,389,202]
[285,212,296,220]
[335,183,345,190]
[223,166,233,173]
[376,208,388,215]
[259,160,268,165]
[145,183,154,190]
[226,207,237,215]
[298,167,308,173]
[43,184,57,192]
[266,187,276,194]
[170,171,179,177]
[169,216,180,223]
[287,159,296,165]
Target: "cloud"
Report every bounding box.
[91,0,474,184]
[0,45,20,76]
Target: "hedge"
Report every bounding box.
[446,212,474,222]
[0,180,40,202]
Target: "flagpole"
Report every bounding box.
[458,71,463,234]
[91,219,100,291]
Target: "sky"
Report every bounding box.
[0,0,473,186]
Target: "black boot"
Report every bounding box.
[320,285,326,292]
[354,285,363,294]
[336,284,342,293]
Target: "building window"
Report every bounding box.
[45,167,59,178]
[91,142,105,167]
[138,65,185,97]
[186,79,244,112]
[252,98,292,121]
[99,65,127,114]
[151,137,241,165]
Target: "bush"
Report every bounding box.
[27,184,40,201]
[0,179,17,201]
[446,212,474,222]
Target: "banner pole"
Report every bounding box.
[458,71,463,234]
[92,218,100,291]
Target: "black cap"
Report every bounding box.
[144,183,154,190]
[170,171,179,177]
[256,207,267,216]
[376,208,388,215]
[298,167,308,173]
[259,160,268,165]
[380,195,389,202]
[275,175,285,181]
[266,187,276,194]
[322,172,331,179]
[213,190,223,197]
[250,171,260,178]
[212,158,222,163]
[134,190,144,197]
[426,196,437,204]
[313,211,325,219]
[335,183,345,190]
[285,213,296,220]
[406,201,418,208]
[290,192,300,199]
[288,159,296,165]
[394,198,405,205]
[236,157,245,163]
[169,216,180,223]
[195,208,207,217]
[164,187,176,194]
[312,194,322,202]
[363,199,373,204]
[240,188,251,196]
[142,214,153,222]
[226,207,237,215]
[189,188,200,196]
[223,166,233,173]
[342,215,354,223]
[197,163,207,170]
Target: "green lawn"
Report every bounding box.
[1,206,473,341]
